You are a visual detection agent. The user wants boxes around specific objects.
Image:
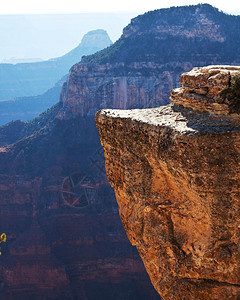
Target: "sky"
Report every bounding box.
[0,13,137,60]
[0,0,240,15]
[0,0,239,61]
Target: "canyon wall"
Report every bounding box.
[96,66,240,299]
[1,4,240,298]
[58,62,179,119]
[58,4,240,121]
[0,116,160,299]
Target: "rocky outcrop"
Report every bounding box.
[171,65,240,114]
[96,66,240,299]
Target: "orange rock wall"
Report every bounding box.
[96,66,240,299]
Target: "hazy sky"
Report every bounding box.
[0,0,239,61]
[0,13,136,60]
[1,0,240,15]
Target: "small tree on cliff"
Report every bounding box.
[0,233,6,255]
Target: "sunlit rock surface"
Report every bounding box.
[96,66,240,299]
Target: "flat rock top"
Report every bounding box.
[188,65,240,73]
[97,104,240,135]
[98,105,193,133]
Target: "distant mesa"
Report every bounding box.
[0,29,112,101]
[80,29,113,49]
[0,29,112,125]
[50,29,113,62]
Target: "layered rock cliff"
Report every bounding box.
[58,62,174,119]
[0,114,160,299]
[59,4,240,120]
[96,66,240,299]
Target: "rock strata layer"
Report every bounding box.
[96,66,240,299]
[58,62,174,119]
[171,65,240,114]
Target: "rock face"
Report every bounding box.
[59,62,174,119]
[96,66,240,299]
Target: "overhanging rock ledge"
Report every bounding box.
[95,66,240,299]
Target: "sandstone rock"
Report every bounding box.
[96,66,240,299]
[171,65,240,114]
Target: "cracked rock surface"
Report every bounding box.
[95,66,240,299]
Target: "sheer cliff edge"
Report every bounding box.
[95,66,240,299]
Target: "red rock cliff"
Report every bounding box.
[96,66,240,299]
